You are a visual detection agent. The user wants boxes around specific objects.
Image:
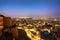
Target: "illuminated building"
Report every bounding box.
[0,15,5,29]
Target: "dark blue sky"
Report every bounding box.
[0,0,60,18]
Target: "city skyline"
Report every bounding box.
[0,0,60,18]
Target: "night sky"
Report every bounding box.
[0,0,60,18]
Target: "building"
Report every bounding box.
[0,15,5,29]
[4,17,12,28]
